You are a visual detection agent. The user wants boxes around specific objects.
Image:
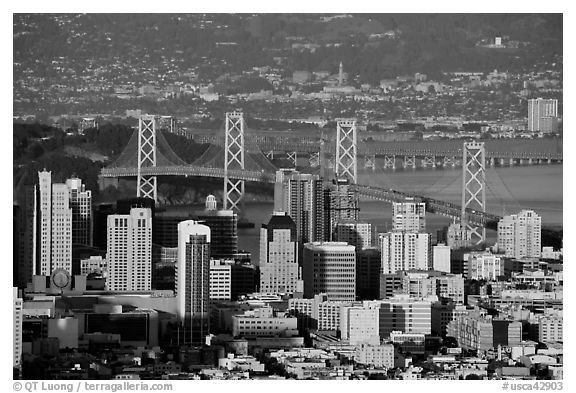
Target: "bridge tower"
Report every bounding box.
[137,115,158,202]
[461,141,486,245]
[336,119,357,183]
[224,111,245,214]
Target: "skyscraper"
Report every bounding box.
[497,210,542,259]
[13,288,22,368]
[528,98,559,132]
[107,208,152,291]
[392,199,426,232]
[334,220,373,250]
[66,177,92,246]
[38,170,52,275]
[324,178,359,240]
[177,221,211,345]
[16,185,37,287]
[259,212,299,295]
[379,232,431,274]
[50,183,73,274]
[274,170,324,244]
[302,242,356,301]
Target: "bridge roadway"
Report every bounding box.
[188,134,562,160]
[101,165,500,228]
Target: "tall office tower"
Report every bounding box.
[13,288,22,368]
[209,260,232,300]
[392,199,426,232]
[38,170,52,275]
[446,222,472,250]
[274,170,324,244]
[432,244,451,273]
[303,242,356,301]
[16,185,37,287]
[107,208,152,291]
[379,232,431,274]
[324,178,360,240]
[528,98,559,132]
[334,220,373,250]
[51,183,73,273]
[356,248,381,300]
[497,210,542,259]
[93,203,115,251]
[196,209,238,259]
[176,221,211,345]
[259,212,299,295]
[154,206,237,259]
[273,168,298,212]
[66,177,92,246]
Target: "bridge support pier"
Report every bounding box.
[364,155,376,171]
[509,158,514,166]
[383,155,396,170]
[224,112,246,214]
[287,151,297,167]
[422,155,436,169]
[403,155,416,169]
[488,157,495,167]
[309,152,320,168]
[443,156,456,168]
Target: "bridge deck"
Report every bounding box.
[101,165,499,228]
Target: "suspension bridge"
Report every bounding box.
[99,113,560,245]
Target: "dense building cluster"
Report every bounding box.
[12,164,562,380]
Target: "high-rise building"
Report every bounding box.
[324,179,359,240]
[334,220,372,249]
[153,204,237,259]
[274,170,325,244]
[209,260,232,300]
[497,210,542,259]
[467,251,503,281]
[392,199,426,232]
[379,232,431,274]
[50,183,73,274]
[66,177,92,246]
[432,244,451,273]
[38,170,52,276]
[16,185,37,287]
[446,222,472,250]
[106,208,152,291]
[176,221,211,345]
[259,212,299,295]
[13,288,22,368]
[302,242,356,301]
[356,248,381,300]
[528,98,558,132]
[196,210,238,259]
